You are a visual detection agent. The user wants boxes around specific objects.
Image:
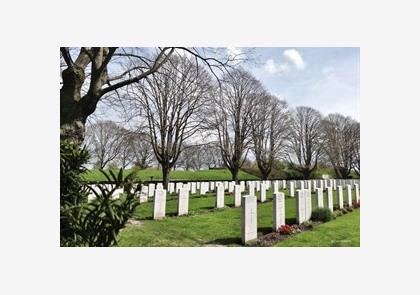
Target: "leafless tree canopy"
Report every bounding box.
[125,55,213,187]
[351,121,360,175]
[321,113,359,178]
[178,142,224,170]
[84,120,124,169]
[60,47,251,143]
[287,106,323,179]
[250,93,290,179]
[205,69,263,183]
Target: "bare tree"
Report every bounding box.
[321,113,359,178]
[201,142,224,169]
[126,55,213,188]
[178,142,223,170]
[287,106,323,179]
[84,120,123,169]
[351,121,360,176]
[206,69,263,183]
[131,132,155,169]
[60,47,250,143]
[250,93,290,179]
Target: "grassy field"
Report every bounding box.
[117,188,359,247]
[275,210,360,247]
[83,168,259,182]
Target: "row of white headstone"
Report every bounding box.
[241,183,360,244]
[87,179,360,205]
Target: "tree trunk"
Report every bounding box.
[162,164,170,190]
[302,169,310,180]
[261,169,270,180]
[230,166,239,184]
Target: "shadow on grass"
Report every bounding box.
[205,237,242,246]
[258,227,274,235]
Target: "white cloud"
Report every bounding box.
[283,49,305,70]
[263,59,289,74]
[263,49,305,74]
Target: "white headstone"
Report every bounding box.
[316,187,324,208]
[354,183,360,202]
[290,181,295,197]
[153,189,166,220]
[273,181,279,193]
[177,188,189,216]
[296,190,306,224]
[241,195,257,244]
[305,189,312,221]
[273,192,285,230]
[240,181,245,193]
[216,184,224,208]
[327,186,333,212]
[347,185,352,206]
[200,182,206,195]
[191,182,197,194]
[234,184,242,207]
[260,182,267,202]
[338,185,344,209]
[168,182,175,194]
[228,181,235,193]
[248,182,255,197]
[148,183,156,198]
[175,182,183,193]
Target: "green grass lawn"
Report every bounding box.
[275,210,360,247]
[83,168,259,182]
[117,187,359,247]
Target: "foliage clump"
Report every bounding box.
[311,207,334,222]
[60,140,140,247]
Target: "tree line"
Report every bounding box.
[61,47,360,189]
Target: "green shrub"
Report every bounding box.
[60,139,140,247]
[60,139,90,246]
[311,207,334,222]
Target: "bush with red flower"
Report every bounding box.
[278,224,301,235]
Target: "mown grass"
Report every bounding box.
[117,187,359,247]
[83,168,259,182]
[275,210,360,247]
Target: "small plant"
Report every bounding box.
[278,224,295,235]
[353,201,360,208]
[334,210,343,217]
[291,224,302,233]
[311,207,334,222]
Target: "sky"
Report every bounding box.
[93,47,360,123]
[244,47,360,121]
